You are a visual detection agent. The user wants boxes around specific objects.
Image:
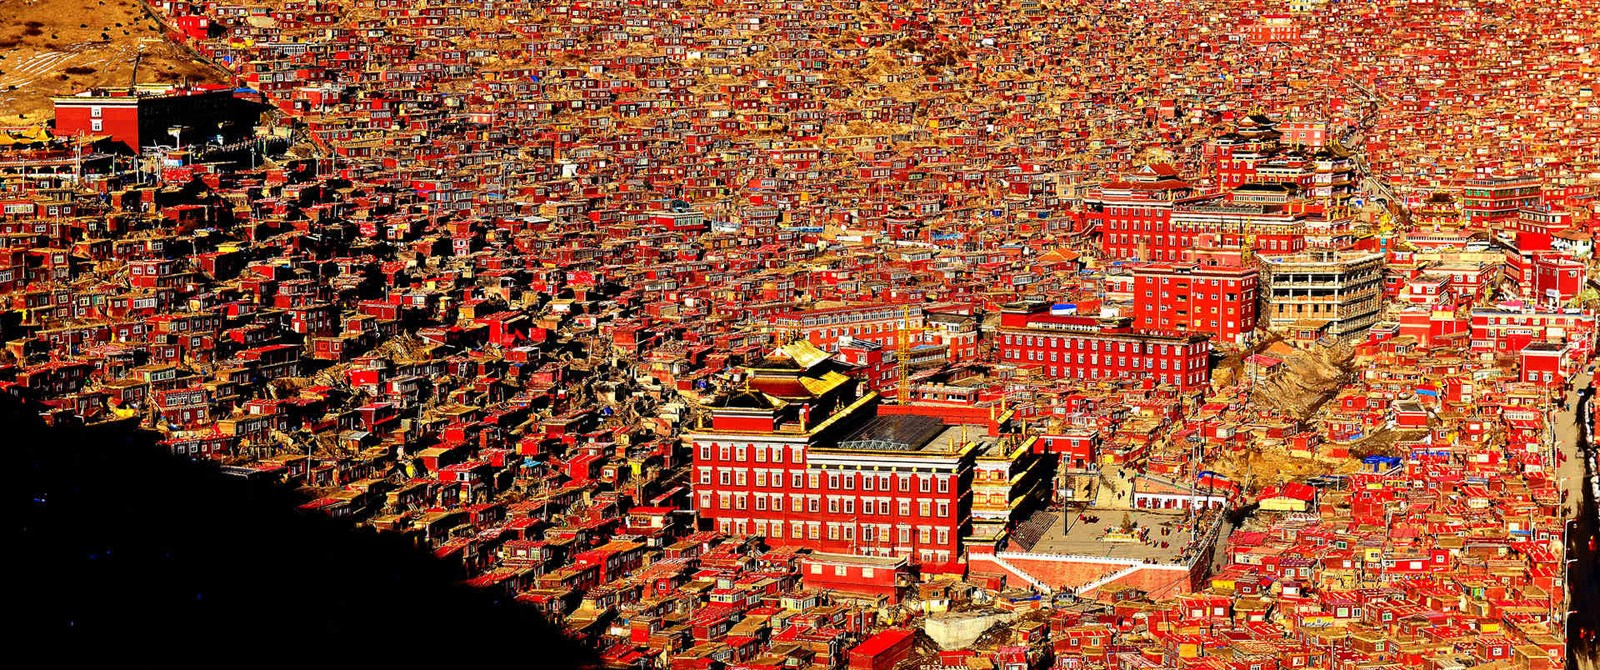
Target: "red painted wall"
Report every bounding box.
[998,327,1211,391]
[55,103,141,149]
[1133,265,1259,342]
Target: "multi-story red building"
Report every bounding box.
[1504,206,1574,251]
[1089,162,1324,264]
[1170,198,1308,258]
[996,302,1213,391]
[1210,115,1282,190]
[1277,121,1328,150]
[1461,176,1542,225]
[1085,164,1220,262]
[771,303,925,352]
[53,84,253,152]
[1469,306,1596,355]
[803,414,983,569]
[1519,342,1575,387]
[1132,252,1260,344]
[1504,250,1586,307]
[688,341,998,570]
[1530,254,1586,307]
[1247,14,1300,44]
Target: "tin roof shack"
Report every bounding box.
[847,629,914,670]
[799,553,909,604]
[572,540,646,586]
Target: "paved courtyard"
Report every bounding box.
[1029,508,1205,564]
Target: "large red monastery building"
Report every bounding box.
[53,84,255,152]
[996,301,1213,391]
[1084,164,1221,263]
[687,341,1021,571]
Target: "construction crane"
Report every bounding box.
[895,304,929,404]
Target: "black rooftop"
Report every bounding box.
[837,414,946,452]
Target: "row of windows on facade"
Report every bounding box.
[809,563,886,578]
[1150,291,1246,308]
[785,315,905,330]
[1105,221,1168,232]
[699,443,803,464]
[1107,233,1297,251]
[974,491,1012,506]
[1151,287,1248,300]
[1479,315,1581,326]
[1103,206,1163,216]
[1145,318,1238,330]
[700,491,952,518]
[699,466,953,494]
[1115,248,1187,261]
[718,516,952,547]
[1030,366,1204,385]
[1276,303,1345,314]
[1003,334,1201,354]
[1150,277,1252,287]
[1006,350,1203,370]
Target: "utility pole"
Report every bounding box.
[1558,512,1573,636]
[129,47,143,92]
[73,129,84,185]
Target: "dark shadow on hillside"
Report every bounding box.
[4,392,596,665]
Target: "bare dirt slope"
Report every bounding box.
[1252,342,1355,422]
[0,0,222,125]
[1210,342,1361,488]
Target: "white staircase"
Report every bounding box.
[1075,564,1142,595]
[977,553,1051,594]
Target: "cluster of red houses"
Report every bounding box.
[0,0,1597,668]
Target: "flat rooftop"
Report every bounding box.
[1026,508,1212,565]
[828,414,988,454]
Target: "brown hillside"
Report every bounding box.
[0,0,223,125]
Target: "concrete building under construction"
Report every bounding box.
[1258,250,1386,341]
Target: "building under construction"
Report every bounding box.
[1257,250,1385,341]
